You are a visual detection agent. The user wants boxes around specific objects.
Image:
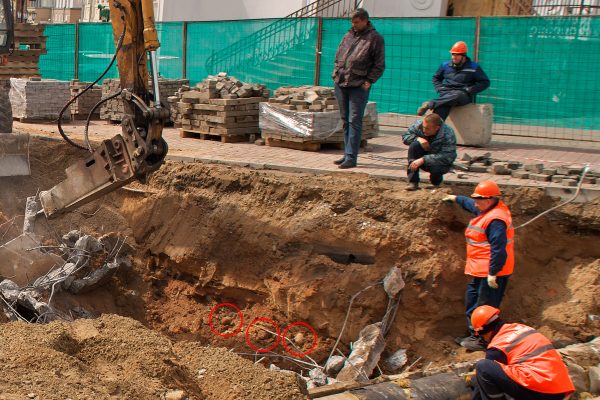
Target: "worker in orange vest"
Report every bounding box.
[443,180,514,351]
[470,305,575,400]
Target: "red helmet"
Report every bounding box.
[471,305,500,335]
[450,41,468,54]
[471,180,501,198]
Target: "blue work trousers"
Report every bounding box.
[334,83,370,164]
[465,276,509,332]
[472,359,568,400]
[432,89,471,120]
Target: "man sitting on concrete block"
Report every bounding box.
[403,113,457,191]
[417,41,490,120]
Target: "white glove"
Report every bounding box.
[442,195,456,203]
[487,275,499,289]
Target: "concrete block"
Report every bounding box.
[469,164,488,173]
[551,175,567,183]
[568,165,584,175]
[491,162,511,175]
[583,176,597,184]
[557,166,570,175]
[529,173,551,182]
[507,161,522,170]
[524,163,544,173]
[445,103,493,146]
[542,168,557,175]
[511,170,529,179]
[562,178,578,187]
[460,153,472,162]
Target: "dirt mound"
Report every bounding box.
[0,314,305,399]
[0,138,598,394]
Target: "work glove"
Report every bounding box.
[442,195,456,203]
[487,274,499,289]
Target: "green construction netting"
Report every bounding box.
[78,23,117,82]
[319,18,477,114]
[186,18,316,90]
[39,24,75,81]
[38,17,600,134]
[477,17,600,134]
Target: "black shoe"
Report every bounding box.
[338,160,357,169]
[416,101,430,116]
[459,335,487,351]
[425,184,441,190]
[333,157,346,165]
[404,182,419,191]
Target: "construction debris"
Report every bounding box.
[456,153,599,187]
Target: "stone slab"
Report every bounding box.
[445,103,493,147]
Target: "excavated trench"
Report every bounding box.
[0,137,598,398]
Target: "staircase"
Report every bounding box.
[205,0,359,76]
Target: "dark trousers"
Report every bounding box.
[432,89,471,120]
[465,276,509,332]
[472,359,568,400]
[407,140,451,185]
[334,83,370,164]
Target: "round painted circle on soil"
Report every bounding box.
[245,317,280,353]
[208,303,243,337]
[282,321,317,357]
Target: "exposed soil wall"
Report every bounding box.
[0,138,598,396]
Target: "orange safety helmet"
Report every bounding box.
[471,305,500,335]
[471,180,501,198]
[450,41,468,54]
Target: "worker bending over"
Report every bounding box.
[470,305,575,400]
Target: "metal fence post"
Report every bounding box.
[182,21,188,79]
[474,16,481,63]
[314,17,323,86]
[74,22,79,80]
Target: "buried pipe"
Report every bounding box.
[311,372,472,399]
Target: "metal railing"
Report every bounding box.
[205,0,358,75]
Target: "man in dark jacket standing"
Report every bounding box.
[402,113,457,191]
[417,41,490,120]
[332,8,385,169]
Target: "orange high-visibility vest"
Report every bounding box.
[488,323,575,395]
[464,200,514,277]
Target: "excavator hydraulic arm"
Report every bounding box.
[39,0,169,218]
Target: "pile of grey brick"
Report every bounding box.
[456,153,599,187]
[100,78,189,123]
[70,80,102,120]
[169,73,269,136]
[9,78,71,121]
[269,86,339,112]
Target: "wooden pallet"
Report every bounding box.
[179,128,251,143]
[262,130,367,152]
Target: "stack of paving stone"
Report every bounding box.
[260,85,378,151]
[170,73,269,142]
[70,80,102,120]
[456,153,599,187]
[268,86,339,112]
[100,78,189,123]
[9,78,71,121]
